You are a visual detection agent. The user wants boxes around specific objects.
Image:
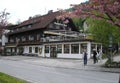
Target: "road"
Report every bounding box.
[0,57,119,83]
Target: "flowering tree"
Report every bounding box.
[0,9,10,26]
[0,9,10,35]
[70,0,120,27]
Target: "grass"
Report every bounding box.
[0,72,28,83]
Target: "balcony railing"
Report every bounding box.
[6,33,92,46]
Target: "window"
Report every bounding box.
[10,38,14,42]
[29,35,34,41]
[29,47,32,53]
[45,45,49,53]
[80,43,87,53]
[71,44,79,54]
[56,25,60,29]
[22,36,26,41]
[16,37,20,42]
[48,24,53,28]
[35,47,38,53]
[37,34,40,40]
[57,44,62,53]
[28,25,32,28]
[21,27,25,30]
[64,44,70,53]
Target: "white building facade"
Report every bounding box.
[21,40,102,59]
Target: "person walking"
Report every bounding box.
[83,51,87,66]
[93,49,97,64]
[98,49,102,62]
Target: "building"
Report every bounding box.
[4,11,102,59]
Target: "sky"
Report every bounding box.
[0,0,88,24]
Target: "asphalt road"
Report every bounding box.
[0,57,119,83]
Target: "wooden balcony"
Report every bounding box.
[6,40,43,47]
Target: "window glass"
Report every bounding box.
[80,43,87,53]
[45,45,49,53]
[64,44,70,53]
[37,34,40,40]
[29,47,32,53]
[35,47,38,53]
[57,44,62,53]
[71,44,79,54]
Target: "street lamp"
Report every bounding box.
[108,34,113,63]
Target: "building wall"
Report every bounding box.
[20,41,92,59]
[23,45,44,57]
[44,41,92,59]
[5,41,102,59]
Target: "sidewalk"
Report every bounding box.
[23,57,120,73]
[0,55,120,73]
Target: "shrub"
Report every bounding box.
[104,59,120,68]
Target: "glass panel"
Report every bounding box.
[57,44,62,53]
[35,47,38,53]
[71,44,79,54]
[80,43,87,53]
[45,45,49,53]
[29,47,32,53]
[64,44,70,53]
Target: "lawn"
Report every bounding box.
[0,72,28,83]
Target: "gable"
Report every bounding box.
[46,18,78,32]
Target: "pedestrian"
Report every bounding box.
[93,49,98,64]
[98,49,102,62]
[83,51,87,66]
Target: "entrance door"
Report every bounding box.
[50,46,57,58]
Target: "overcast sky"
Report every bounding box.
[0,0,87,24]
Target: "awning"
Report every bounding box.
[44,31,64,36]
[44,31,77,37]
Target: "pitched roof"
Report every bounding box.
[7,11,79,35]
[7,11,61,35]
[18,11,61,29]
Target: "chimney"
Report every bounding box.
[48,10,53,14]
[29,17,32,19]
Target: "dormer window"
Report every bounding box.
[21,27,25,30]
[48,24,53,28]
[28,25,32,28]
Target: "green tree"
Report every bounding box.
[87,18,120,49]
[72,18,85,32]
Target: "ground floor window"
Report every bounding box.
[35,47,38,53]
[80,43,87,53]
[64,44,70,53]
[57,44,62,53]
[45,45,49,53]
[71,44,79,54]
[29,47,32,53]
[6,48,11,52]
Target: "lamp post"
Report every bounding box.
[108,34,113,63]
